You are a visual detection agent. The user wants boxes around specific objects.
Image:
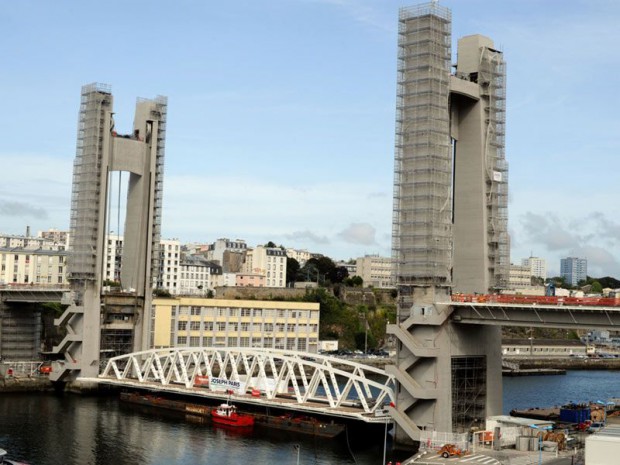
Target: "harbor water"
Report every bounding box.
[0,370,617,465]
[503,370,619,413]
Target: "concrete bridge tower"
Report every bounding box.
[388,2,508,443]
[52,83,167,381]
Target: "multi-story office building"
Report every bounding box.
[243,246,287,288]
[150,297,320,353]
[521,256,547,279]
[355,255,393,288]
[561,257,587,286]
[178,255,222,295]
[0,248,68,285]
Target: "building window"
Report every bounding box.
[178,321,187,331]
[203,321,213,331]
[202,336,213,346]
[190,321,201,331]
[189,336,200,347]
[217,322,226,331]
[177,336,187,345]
[227,337,237,347]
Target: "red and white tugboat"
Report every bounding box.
[211,400,254,427]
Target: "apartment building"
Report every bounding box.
[243,246,287,288]
[150,297,320,353]
[0,248,68,285]
[285,248,312,266]
[560,257,587,286]
[0,231,66,251]
[178,255,222,295]
[157,239,181,292]
[355,254,393,288]
[508,264,531,290]
[205,238,248,272]
[104,234,123,283]
[521,256,547,279]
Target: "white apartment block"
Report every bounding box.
[151,297,320,353]
[0,248,68,285]
[178,255,222,295]
[244,246,287,288]
[355,254,393,288]
[157,238,181,292]
[285,248,312,266]
[521,256,547,279]
[508,264,531,290]
[104,234,123,282]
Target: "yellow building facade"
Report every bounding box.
[151,297,320,353]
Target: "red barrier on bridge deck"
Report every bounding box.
[450,294,620,307]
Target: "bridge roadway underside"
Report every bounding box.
[446,302,620,329]
[79,377,389,424]
[0,289,64,304]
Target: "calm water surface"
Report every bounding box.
[1,370,618,465]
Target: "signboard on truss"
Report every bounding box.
[209,377,242,393]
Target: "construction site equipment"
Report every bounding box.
[437,444,465,458]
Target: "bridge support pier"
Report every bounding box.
[387,288,502,445]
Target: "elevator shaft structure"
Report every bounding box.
[52,83,167,381]
[389,2,508,443]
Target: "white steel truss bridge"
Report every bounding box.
[89,347,396,423]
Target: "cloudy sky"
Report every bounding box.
[1,0,619,277]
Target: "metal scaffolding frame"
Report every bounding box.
[392,3,453,309]
[451,356,486,433]
[479,48,509,290]
[69,83,112,281]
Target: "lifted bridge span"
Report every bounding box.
[78,347,396,423]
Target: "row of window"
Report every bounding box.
[176,306,314,319]
[175,335,315,351]
[4,275,63,284]
[177,320,318,333]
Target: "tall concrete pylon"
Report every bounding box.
[389,3,508,444]
[52,83,167,381]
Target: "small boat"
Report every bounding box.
[0,448,30,465]
[211,402,254,427]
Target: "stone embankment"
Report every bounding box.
[0,375,54,392]
[511,357,620,371]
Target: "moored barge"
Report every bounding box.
[120,391,345,438]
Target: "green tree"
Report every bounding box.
[286,257,300,285]
[344,275,363,287]
[591,281,603,294]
